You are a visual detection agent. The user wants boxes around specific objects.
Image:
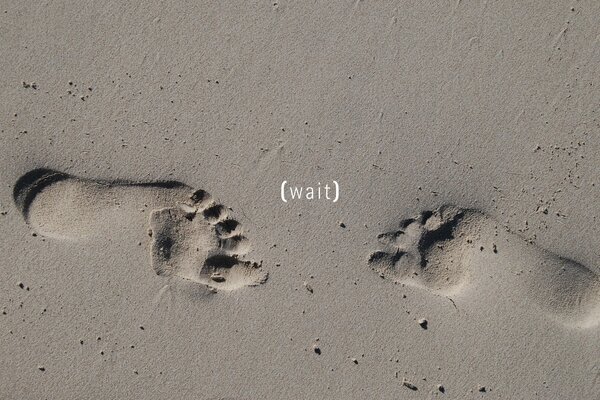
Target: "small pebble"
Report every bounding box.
[402,379,418,391]
[479,386,487,393]
[303,281,313,293]
[437,384,445,393]
[37,366,45,372]
[418,318,428,329]
[313,345,321,355]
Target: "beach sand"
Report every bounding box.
[1,1,599,398]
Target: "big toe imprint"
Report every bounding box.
[13,168,268,292]
[369,205,600,328]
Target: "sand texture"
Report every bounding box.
[1,1,600,399]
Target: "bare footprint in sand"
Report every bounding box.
[368,205,600,328]
[13,168,267,291]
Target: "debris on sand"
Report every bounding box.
[22,81,38,89]
[418,318,428,329]
[402,379,418,391]
[303,281,313,293]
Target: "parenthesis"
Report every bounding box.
[281,180,288,203]
[333,180,339,203]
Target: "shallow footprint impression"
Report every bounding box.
[13,168,267,292]
[369,205,600,328]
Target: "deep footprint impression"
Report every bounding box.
[369,205,600,328]
[13,168,267,291]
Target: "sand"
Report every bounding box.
[1,1,599,399]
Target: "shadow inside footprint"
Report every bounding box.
[14,168,71,218]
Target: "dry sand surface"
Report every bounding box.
[1,1,600,399]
